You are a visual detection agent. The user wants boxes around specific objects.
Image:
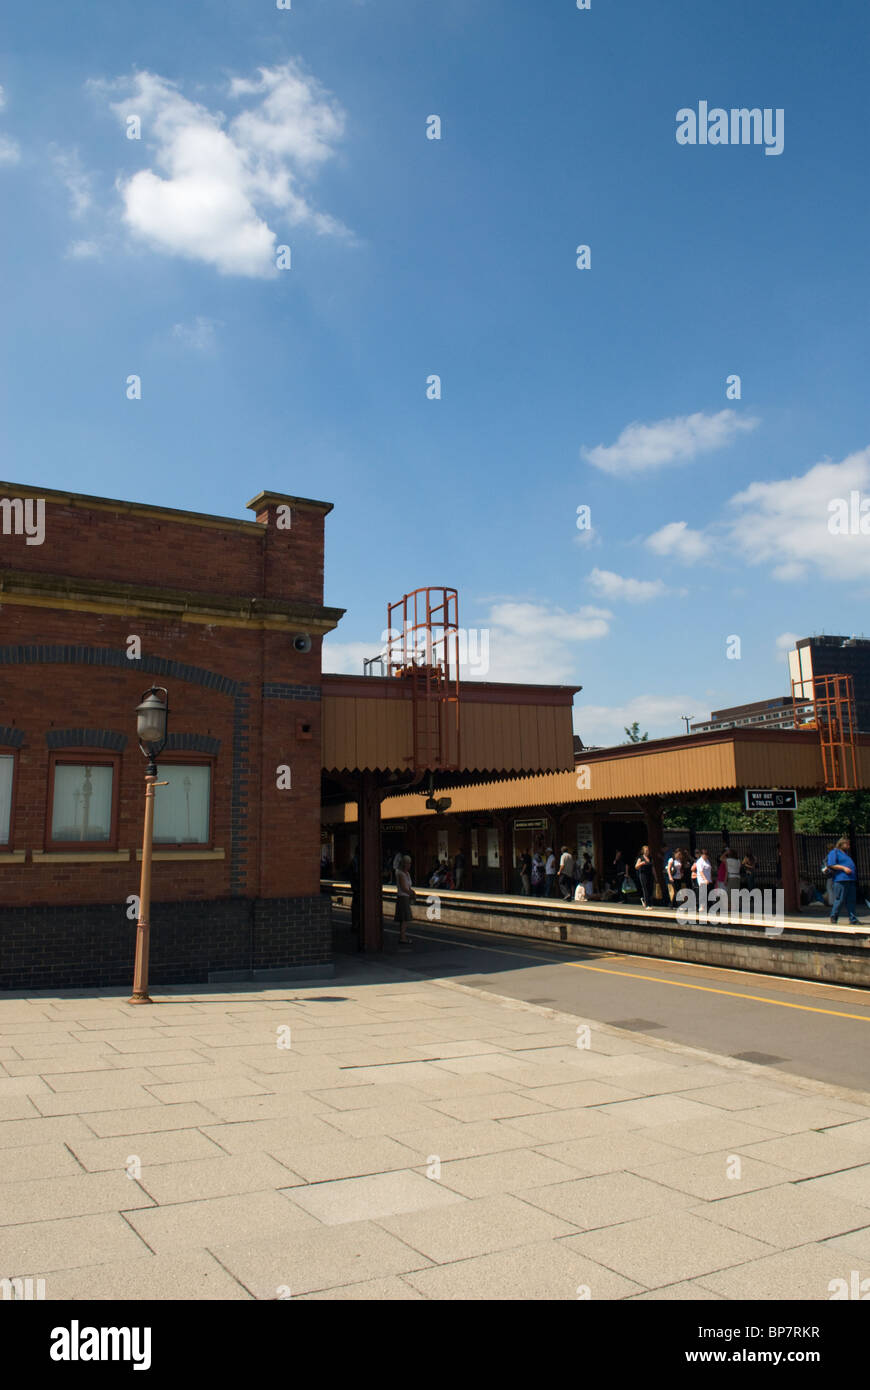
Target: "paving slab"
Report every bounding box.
[321,1103,449,1138]
[800,1164,870,1207]
[740,1130,870,1179]
[733,1098,870,1135]
[696,1240,870,1300]
[629,1115,782,1155]
[519,1171,695,1230]
[403,1239,645,1301]
[597,1094,726,1130]
[0,1211,151,1275]
[533,1132,693,1177]
[289,1169,466,1225]
[377,1193,578,1264]
[82,1102,220,1137]
[0,1171,153,1225]
[690,1183,870,1247]
[392,1120,540,1162]
[428,1092,555,1123]
[629,1280,724,1300]
[123,1189,321,1253]
[0,1096,41,1121]
[0,1115,101,1150]
[135,1152,304,1205]
[295,1275,424,1299]
[200,1115,342,1154]
[820,1227,870,1262]
[0,1141,84,1182]
[499,1108,628,1144]
[436,1148,585,1198]
[210,1220,433,1298]
[562,1212,777,1288]
[632,1151,800,1201]
[68,1128,226,1173]
[268,1136,422,1183]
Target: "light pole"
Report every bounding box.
[129,686,169,1005]
[681,715,694,735]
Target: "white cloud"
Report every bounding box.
[0,85,6,110]
[645,519,709,564]
[0,135,20,165]
[97,64,349,278]
[775,631,801,659]
[577,694,700,748]
[728,448,870,581]
[321,639,380,675]
[324,600,611,687]
[66,239,102,259]
[171,316,221,351]
[50,147,93,215]
[587,568,667,603]
[583,409,758,475]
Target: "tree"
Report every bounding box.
[794,791,870,836]
[623,722,648,744]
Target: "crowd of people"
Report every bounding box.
[341,833,863,945]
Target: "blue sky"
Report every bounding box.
[2,0,869,745]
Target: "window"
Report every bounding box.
[0,755,13,845]
[153,763,212,845]
[50,760,116,846]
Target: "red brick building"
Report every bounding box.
[0,481,343,990]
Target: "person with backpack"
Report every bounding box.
[826,836,860,926]
[530,852,545,896]
[518,851,532,895]
[665,849,683,905]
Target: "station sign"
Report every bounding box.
[743,789,798,812]
[514,818,548,829]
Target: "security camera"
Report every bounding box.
[293,634,312,654]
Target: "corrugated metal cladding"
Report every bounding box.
[321,693,575,774]
[322,731,867,823]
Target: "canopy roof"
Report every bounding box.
[321,673,579,775]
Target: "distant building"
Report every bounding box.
[789,635,870,733]
[690,696,813,734]
[691,634,870,736]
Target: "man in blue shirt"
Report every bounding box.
[827,837,860,926]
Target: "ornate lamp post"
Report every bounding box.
[129,687,169,1005]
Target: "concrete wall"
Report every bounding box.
[327,883,870,988]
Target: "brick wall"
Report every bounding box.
[0,485,340,988]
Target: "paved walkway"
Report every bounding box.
[2,960,870,1300]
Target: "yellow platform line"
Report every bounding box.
[568,961,870,1023]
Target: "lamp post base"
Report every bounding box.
[128,993,153,1005]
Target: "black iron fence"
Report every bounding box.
[663,830,870,896]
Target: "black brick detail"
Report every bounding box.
[0,895,331,991]
[46,728,128,751]
[262,683,321,701]
[0,727,24,748]
[230,689,251,894]
[0,645,242,696]
[164,733,221,755]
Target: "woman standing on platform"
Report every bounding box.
[394,854,414,947]
[635,845,654,908]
